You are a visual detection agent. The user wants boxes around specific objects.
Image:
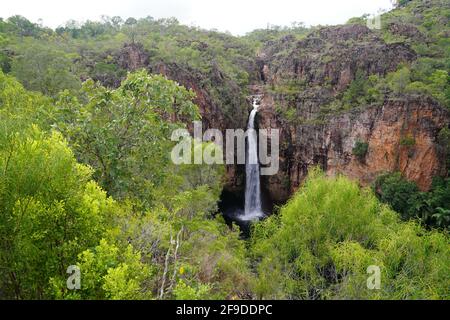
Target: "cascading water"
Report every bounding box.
[240,97,264,221]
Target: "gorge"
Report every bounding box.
[1,0,449,300]
[99,0,450,223]
[105,6,449,212]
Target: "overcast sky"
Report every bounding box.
[2,0,396,35]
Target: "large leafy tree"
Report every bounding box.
[55,70,200,207]
[0,68,252,300]
[0,128,118,299]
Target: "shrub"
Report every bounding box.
[438,127,450,169]
[352,141,369,161]
[0,130,118,299]
[251,168,450,299]
[400,136,416,147]
[373,172,420,219]
[374,172,450,229]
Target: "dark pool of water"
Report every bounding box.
[219,189,271,238]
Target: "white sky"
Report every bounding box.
[2,0,396,35]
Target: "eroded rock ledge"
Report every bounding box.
[258,95,449,203]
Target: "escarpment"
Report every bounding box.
[105,23,449,205]
[255,24,449,203]
[258,95,449,202]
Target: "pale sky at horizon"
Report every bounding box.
[2,0,396,35]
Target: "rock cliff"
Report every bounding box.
[255,24,449,202]
[113,23,449,204]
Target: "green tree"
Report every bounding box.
[373,172,420,220]
[0,34,11,73]
[0,129,118,299]
[251,168,449,299]
[342,70,368,107]
[5,15,40,37]
[388,66,411,94]
[55,70,200,207]
[0,70,54,131]
[49,239,153,300]
[11,40,81,97]
[352,140,369,161]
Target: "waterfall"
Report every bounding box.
[241,97,264,221]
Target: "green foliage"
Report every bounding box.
[323,72,383,113]
[374,172,420,220]
[0,70,54,131]
[50,239,153,300]
[11,39,81,97]
[345,63,450,109]
[0,67,253,300]
[0,129,117,299]
[342,71,371,108]
[438,127,450,169]
[400,135,416,147]
[0,34,11,72]
[374,172,450,229]
[173,280,212,300]
[397,0,412,7]
[352,140,369,161]
[0,14,255,124]
[1,0,450,301]
[251,168,450,299]
[375,0,450,108]
[2,15,47,37]
[54,70,199,206]
[244,22,310,45]
[387,66,411,94]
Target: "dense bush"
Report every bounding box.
[373,173,420,219]
[0,129,118,299]
[1,0,449,301]
[251,168,450,299]
[327,0,450,112]
[374,172,450,229]
[0,69,253,300]
[54,70,200,207]
[352,141,369,161]
[11,40,81,97]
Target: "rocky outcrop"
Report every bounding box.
[325,97,448,190]
[261,25,416,95]
[114,43,250,132]
[253,24,449,203]
[258,95,449,202]
[110,28,449,205]
[116,42,149,71]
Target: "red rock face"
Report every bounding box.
[113,35,449,204]
[117,43,149,71]
[257,94,449,202]
[324,98,448,191]
[250,24,449,203]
